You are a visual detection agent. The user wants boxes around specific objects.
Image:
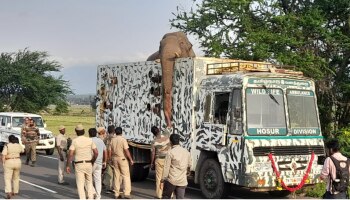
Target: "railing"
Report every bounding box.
[206,60,302,75]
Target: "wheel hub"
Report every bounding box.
[203,168,217,190]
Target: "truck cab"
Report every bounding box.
[0,112,55,155]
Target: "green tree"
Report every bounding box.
[0,48,71,112]
[171,0,350,136]
[54,100,69,115]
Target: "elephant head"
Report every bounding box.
[147,31,196,128]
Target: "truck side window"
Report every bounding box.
[214,92,230,124]
[0,116,3,126]
[230,89,242,134]
[204,94,212,122]
[1,117,6,126]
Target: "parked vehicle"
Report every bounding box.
[96,57,325,198]
[0,112,55,155]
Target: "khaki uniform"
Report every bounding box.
[69,136,97,199]
[162,145,192,199]
[23,126,40,163]
[103,133,116,191]
[2,143,24,194]
[109,135,131,197]
[151,135,170,198]
[56,133,67,183]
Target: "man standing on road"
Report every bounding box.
[108,127,134,199]
[150,126,170,198]
[89,128,107,200]
[161,134,192,199]
[56,125,69,185]
[66,124,98,199]
[103,125,117,194]
[97,127,107,144]
[23,118,40,167]
[320,139,350,199]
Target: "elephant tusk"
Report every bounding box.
[175,52,180,58]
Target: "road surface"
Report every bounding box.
[0,151,306,199]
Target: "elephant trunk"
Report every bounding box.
[160,45,181,128]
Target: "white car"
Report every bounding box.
[0,112,55,155]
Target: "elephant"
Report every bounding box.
[147,31,196,128]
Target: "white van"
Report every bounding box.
[0,112,55,155]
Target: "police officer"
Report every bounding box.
[150,126,170,198]
[103,125,116,194]
[161,134,192,199]
[2,135,24,199]
[108,127,133,199]
[66,124,98,199]
[23,118,40,167]
[56,125,69,185]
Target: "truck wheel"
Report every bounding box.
[199,158,229,199]
[268,190,291,197]
[130,163,149,182]
[45,148,54,155]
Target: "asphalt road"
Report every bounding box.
[0,151,305,199]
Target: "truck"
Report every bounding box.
[0,112,56,155]
[96,57,326,198]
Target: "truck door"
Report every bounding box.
[226,89,243,172]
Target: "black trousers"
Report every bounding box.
[162,181,186,199]
[323,191,347,199]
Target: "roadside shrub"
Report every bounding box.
[303,182,326,198]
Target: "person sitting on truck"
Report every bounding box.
[2,135,24,199]
[161,134,192,199]
[150,126,170,199]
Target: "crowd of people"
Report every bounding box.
[1,117,191,199]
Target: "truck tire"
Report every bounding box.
[130,163,149,182]
[45,148,55,155]
[199,158,229,199]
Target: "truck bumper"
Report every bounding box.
[36,138,55,150]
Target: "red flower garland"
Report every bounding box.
[268,152,315,192]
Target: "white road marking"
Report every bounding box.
[20,179,57,193]
[39,155,58,160]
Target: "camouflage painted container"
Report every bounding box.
[96,57,325,190]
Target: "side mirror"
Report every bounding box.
[44,123,47,128]
[6,123,11,129]
[233,107,241,118]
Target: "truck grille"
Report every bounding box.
[253,145,325,156]
[40,134,48,139]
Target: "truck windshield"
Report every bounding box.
[287,90,320,135]
[246,88,287,135]
[12,117,44,128]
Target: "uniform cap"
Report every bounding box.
[75,124,84,131]
[59,125,65,130]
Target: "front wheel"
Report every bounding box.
[199,158,229,198]
[45,148,54,155]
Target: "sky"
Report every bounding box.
[0,0,202,94]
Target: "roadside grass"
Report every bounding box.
[41,105,95,139]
